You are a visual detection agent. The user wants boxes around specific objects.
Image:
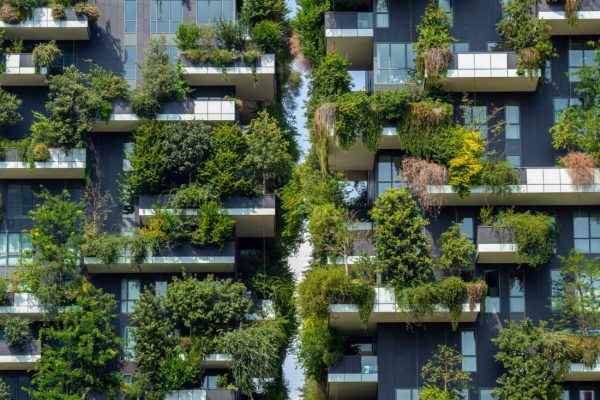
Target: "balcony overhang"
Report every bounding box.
[0,54,47,86]
[324,12,373,70]
[0,341,41,370]
[93,100,237,132]
[0,148,86,179]
[181,54,276,102]
[0,8,90,40]
[203,353,233,369]
[476,243,518,264]
[329,288,480,334]
[327,380,377,400]
[165,389,236,400]
[539,11,600,35]
[0,293,63,319]
[84,255,235,273]
[564,362,600,381]
[327,129,399,173]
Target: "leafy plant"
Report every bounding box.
[2,317,32,348]
[74,2,100,23]
[0,377,9,400]
[87,62,130,101]
[215,20,246,52]
[420,345,471,400]
[448,130,485,197]
[50,3,65,20]
[297,316,345,383]
[190,200,235,250]
[163,121,214,177]
[0,279,8,306]
[32,40,61,73]
[437,223,475,276]
[140,207,189,251]
[0,86,23,129]
[250,20,284,53]
[332,91,382,152]
[479,157,520,196]
[560,151,597,187]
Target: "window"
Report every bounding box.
[0,232,31,268]
[375,43,415,84]
[509,270,525,320]
[459,217,474,241]
[545,59,552,83]
[484,270,500,313]
[574,212,600,253]
[464,102,487,139]
[580,390,595,400]
[505,98,521,167]
[439,0,453,26]
[376,155,403,196]
[122,326,136,359]
[375,0,389,27]
[450,42,470,52]
[487,42,501,52]
[123,142,133,171]
[203,375,219,390]
[480,389,494,400]
[461,330,476,372]
[168,45,178,64]
[553,98,582,123]
[551,269,561,312]
[151,0,182,34]
[7,185,34,219]
[121,279,140,313]
[569,40,597,82]
[563,390,569,400]
[5,376,30,400]
[155,281,167,297]
[396,389,420,400]
[197,0,234,25]
[125,0,136,33]
[124,46,136,81]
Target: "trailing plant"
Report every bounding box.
[2,316,32,348]
[50,3,65,20]
[297,316,345,383]
[560,151,596,187]
[494,209,559,267]
[414,0,455,82]
[32,40,61,73]
[0,0,37,24]
[190,200,235,250]
[140,207,189,251]
[0,378,8,400]
[565,0,580,27]
[497,0,556,76]
[420,345,471,400]
[448,129,485,197]
[400,156,448,213]
[74,2,100,23]
[371,188,432,288]
[332,91,382,151]
[479,157,520,197]
[0,86,22,129]
[293,0,330,64]
[436,223,475,276]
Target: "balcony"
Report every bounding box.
[0,8,90,40]
[0,54,47,86]
[325,12,373,70]
[202,353,233,369]
[564,360,600,381]
[329,287,480,334]
[93,100,237,132]
[164,389,236,400]
[328,127,399,176]
[84,242,236,273]
[138,194,276,238]
[328,356,378,400]
[427,167,600,206]
[538,1,600,35]
[0,148,86,179]
[476,226,518,264]
[433,52,540,92]
[0,293,63,319]
[0,340,40,370]
[180,54,276,102]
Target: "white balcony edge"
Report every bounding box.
[84,256,236,265]
[328,373,378,383]
[538,10,600,21]
[0,8,88,29]
[325,28,374,37]
[139,207,276,217]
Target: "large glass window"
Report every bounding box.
[480,389,494,400]
[461,330,476,372]
[197,0,234,25]
[5,376,30,400]
[551,269,561,312]
[124,45,136,81]
[464,102,487,139]
[151,0,182,34]
[375,43,415,84]
[124,0,137,33]
[509,269,525,320]
[396,389,420,400]
[459,217,474,241]
[580,390,595,400]
[7,185,34,219]
[121,279,140,313]
[484,270,500,313]
[376,155,403,196]
[505,98,521,167]
[0,232,31,268]
[569,40,597,82]
[574,212,600,253]
[155,281,167,297]
[375,0,389,27]
[553,98,582,123]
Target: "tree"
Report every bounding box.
[2,317,32,349]
[420,345,471,400]
[165,274,252,336]
[190,200,235,250]
[437,223,475,276]
[0,87,22,129]
[492,319,573,400]
[163,121,214,178]
[414,0,454,81]
[219,320,288,398]
[553,249,600,335]
[247,110,294,193]
[240,0,288,27]
[307,203,369,274]
[18,190,82,309]
[370,188,432,288]
[28,283,123,399]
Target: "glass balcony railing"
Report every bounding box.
[325,12,374,31]
[329,355,378,383]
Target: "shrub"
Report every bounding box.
[175,22,202,51]
[0,4,21,24]
[250,20,284,53]
[31,142,50,162]
[0,87,23,129]
[298,316,345,383]
[74,2,100,23]
[86,233,125,264]
[87,63,130,101]
[163,121,214,176]
[400,157,448,213]
[3,317,32,348]
[130,91,161,119]
[0,279,9,306]
[479,157,520,196]
[466,281,487,312]
[32,41,61,73]
[420,345,471,399]
[438,277,467,330]
[409,100,453,134]
[190,201,235,250]
[561,151,596,187]
[140,208,189,252]
[215,20,246,51]
[50,3,65,20]
[437,223,475,276]
[333,91,382,152]
[171,184,217,209]
[448,130,485,197]
[422,47,452,80]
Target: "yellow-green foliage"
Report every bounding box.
[448,129,485,197]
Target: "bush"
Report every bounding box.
[0,279,9,306]
[87,63,130,101]
[86,233,125,264]
[448,130,485,197]
[298,316,345,383]
[3,317,32,349]
[50,3,65,20]
[479,158,520,196]
[32,142,50,161]
[140,208,189,251]
[130,91,161,119]
[171,184,217,209]
[437,223,475,276]
[560,151,596,187]
[163,121,214,176]
[32,41,62,73]
[400,157,448,213]
[0,87,22,129]
[175,22,202,51]
[0,4,21,24]
[74,2,100,23]
[250,20,284,53]
[215,20,246,51]
[190,200,235,250]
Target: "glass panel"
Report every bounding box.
[155,281,167,297]
[222,0,233,20]
[510,297,525,313]
[506,125,520,140]
[462,356,476,372]
[198,0,209,22]
[580,390,594,400]
[396,390,412,400]
[562,391,569,400]
[570,49,584,67]
[485,271,500,297]
[0,235,6,255]
[506,105,519,123]
[462,331,476,356]
[460,217,474,239]
[376,44,390,69]
[575,239,590,253]
[574,216,589,238]
[8,234,20,254]
[378,156,392,181]
[376,0,388,12]
[209,0,221,21]
[590,239,600,253]
[125,1,136,19]
[128,280,140,300]
[590,214,600,237]
[481,390,494,400]
[376,13,389,28]
[391,44,405,69]
[509,272,524,297]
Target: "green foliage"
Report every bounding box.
[219,320,288,398]
[130,91,161,120]
[140,207,189,251]
[448,130,485,197]
[190,200,235,250]
[0,279,8,305]
[74,2,100,23]
[2,317,32,348]
[371,188,432,288]
[215,20,246,52]
[165,274,251,336]
[247,110,294,193]
[553,250,600,335]
[494,209,558,267]
[32,40,61,73]
[298,316,344,383]
[479,157,520,196]
[28,284,123,399]
[240,0,288,27]
[293,0,330,64]
[414,0,454,81]
[0,86,22,129]
[437,223,475,276]
[492,319,574,400]
[163,121,214,176]
[250,20,284,53]
[497,0,556,76]
[175,22,204,51]
[171,183,217,209]
[86,232,124,264]
[420,345,471,399]
[300,379,327,400]
[333,91,382,151]
[0,378,9,400]
[0,0,38,23]
[87,62,130,101]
